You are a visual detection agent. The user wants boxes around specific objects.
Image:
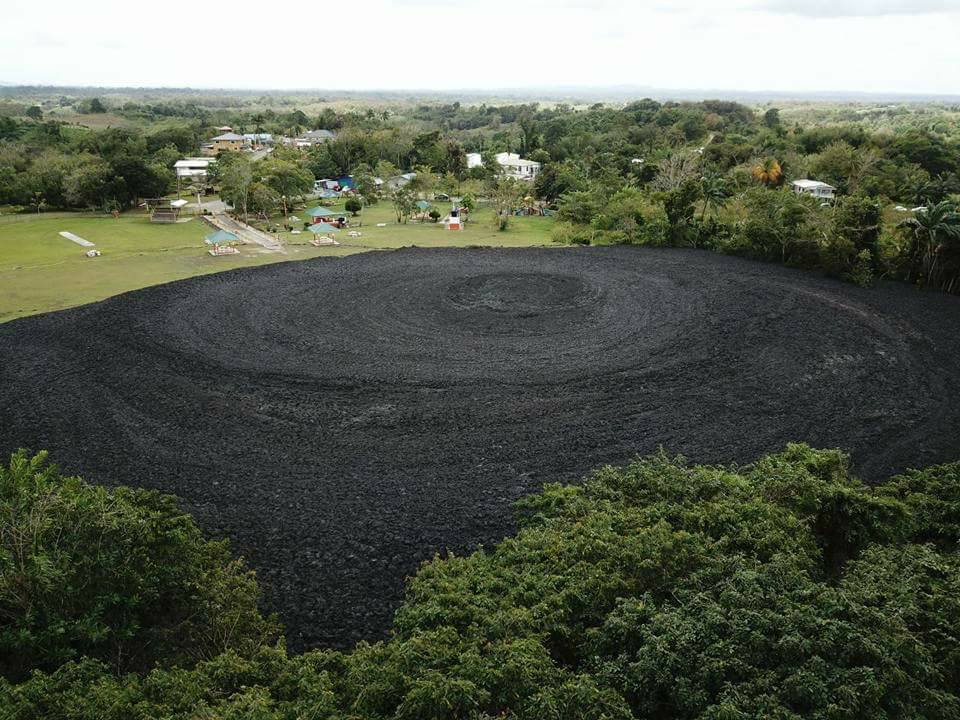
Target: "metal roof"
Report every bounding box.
[308,222,339,234]
[791,179,835,190]
[204,230,239,244]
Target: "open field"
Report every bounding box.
[0,206,554,321]
[2,246,959,650]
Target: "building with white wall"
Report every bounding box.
[495,152,541,180]
[791,179,836,200]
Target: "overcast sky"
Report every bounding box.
[3,0,959,95]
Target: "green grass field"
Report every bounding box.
[0,203,555,322]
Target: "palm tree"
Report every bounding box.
[752,158,783,187]
[700,173,729,221]
[898,200,960,291]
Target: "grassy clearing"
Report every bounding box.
[0,203,554,322]
[275,201,553,250]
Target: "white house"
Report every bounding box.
[791,179,836,201]
[495,152,541,180]
[174,158,215,182]
[466,152,483,169]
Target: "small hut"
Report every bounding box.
[307,222,340,247]
[306,206,336,223]
[147,198,181,223]
[205,229,240,255]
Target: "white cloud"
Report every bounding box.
[759,0,960,17]
[0,0,957,96]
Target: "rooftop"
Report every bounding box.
[792,179,835,190]
[174,158,214,168]
[495,152,541,168]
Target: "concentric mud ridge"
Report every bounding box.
[2,246,959,650]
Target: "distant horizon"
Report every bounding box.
[3,83,960,105]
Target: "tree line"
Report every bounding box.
[3,97,960,289]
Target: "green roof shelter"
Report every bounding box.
[204,230,239,245]
[307,222,339,234]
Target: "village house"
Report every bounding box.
[174,157,214,183]
[466,152,483,169]
[286,129,336,148]
[495,152,541,180]
[791,179,836,201]
[210,132,245,153]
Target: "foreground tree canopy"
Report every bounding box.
[2,444,959,719]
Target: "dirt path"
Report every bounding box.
[2,247,959,651]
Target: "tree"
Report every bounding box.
[63,157,113,210]
[733,186,821,264]
[534,160,587,201]
[352,163,381,206]
[73,97,109,115]
[898,200,960,291]
[490,176,524,231]
[832,194,883,261]
[408,165,435,198]
[752,157,784,187]
[699,172,729,221]
[25,106,43,121]
[662,178,703,246]
[261,159,313,217]
[218,154,254,221]
[557,189,605,225]
[304,145,339,181]
[518,110,541,156]
[0,450,277,682]
[390,187,415,224]
[248,182,280,218]
[651,152,701,191]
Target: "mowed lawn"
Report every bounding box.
[0,204,555,322]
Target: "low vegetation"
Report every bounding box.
[3,445,959,718]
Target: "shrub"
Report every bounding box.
[551,221,593,245]
[344,197,362,215]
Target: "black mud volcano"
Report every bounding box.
[2,247,960,649]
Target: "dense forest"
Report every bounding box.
[2,446,959,718]
[2,95,960,290]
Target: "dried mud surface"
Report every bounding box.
[2,247,959,650]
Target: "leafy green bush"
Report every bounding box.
[3,445,960,718]
[344,196,362,215]
[551,221,594,245]
[0,450,278,682]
